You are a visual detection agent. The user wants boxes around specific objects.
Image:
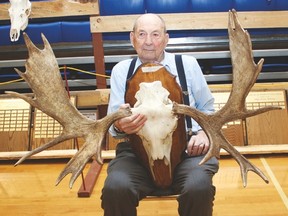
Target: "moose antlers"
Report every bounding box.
[6,10,281,189]
[173,10,281,187]
[6,33,131,188]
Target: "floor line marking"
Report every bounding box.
[260,157,288,210]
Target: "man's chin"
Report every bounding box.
[140,55,157,63]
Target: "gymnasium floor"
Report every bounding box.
[0,154,287,216]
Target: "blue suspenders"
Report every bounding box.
[174,55,193,135]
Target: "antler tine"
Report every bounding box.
[218,134,269,187]
[14,133,76,166]
[172,102,222,160]
[55,149,93,188]
[56,134,105,188]
[41,32,54,53]
[202,128,269,187]
[23,32,41,56]
[5,90,37,109]
[23,32,50,53]
[55,108,132,188]
[227,10,264,103]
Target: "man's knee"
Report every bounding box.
[102,171,134,199]
[184,181,216,203]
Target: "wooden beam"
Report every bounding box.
[209,82,288,92]
[71,89,110,108]
[1,145,288,160]
[0,149,115,160]
[77,31,109,197]
[91,11,288,33]
[0,89,110,108]
[77,160,102,197]
[0,0,99,21]
[92,33,107,89]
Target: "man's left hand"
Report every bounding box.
[186,130,210,156]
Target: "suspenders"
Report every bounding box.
[174,55,193,135]
[127,57,137,80]
[125,57,137,90]
[126,55,193,134]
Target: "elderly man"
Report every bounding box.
[101,13,219,216]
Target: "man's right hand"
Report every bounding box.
[114,104,147,134]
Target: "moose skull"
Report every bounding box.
[8,0,31,42]
[132,81,178,178]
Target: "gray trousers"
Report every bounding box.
[101,142,219,216]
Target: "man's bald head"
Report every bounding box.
[133,13,167,33]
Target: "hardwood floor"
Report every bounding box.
[0,154,287,216]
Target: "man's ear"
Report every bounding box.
[130,32,135,47]
[165,32,169,45]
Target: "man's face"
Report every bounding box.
[130,15,169,63]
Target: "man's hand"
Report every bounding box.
[186,130,210,156]
[114,104,147,134]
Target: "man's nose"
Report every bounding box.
[144,35,153,44]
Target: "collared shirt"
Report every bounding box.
[108,51,215,137]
